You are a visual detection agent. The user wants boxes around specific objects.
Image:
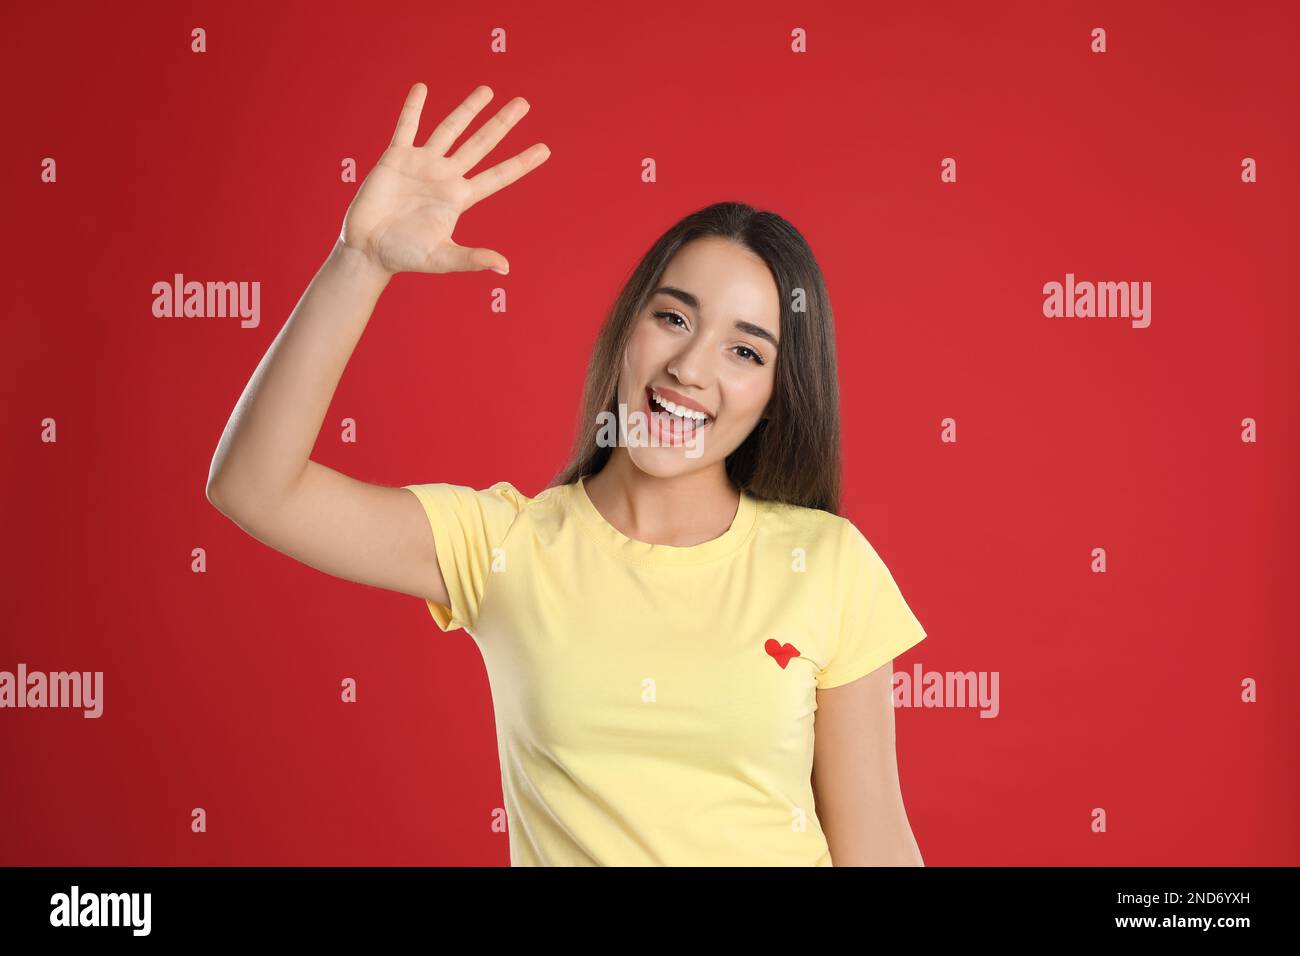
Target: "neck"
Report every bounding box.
[583,452,741,547]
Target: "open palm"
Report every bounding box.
[340,83,550,276]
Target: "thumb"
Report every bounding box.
[443,242,508,276]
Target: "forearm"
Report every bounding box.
[827,812,924,867]
[206,238,392,511]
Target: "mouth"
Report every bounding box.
[643,385,713,443]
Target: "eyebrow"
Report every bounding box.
[651,286,780,350]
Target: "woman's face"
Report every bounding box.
[616,236,780,477]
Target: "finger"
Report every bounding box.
[390,82,428,148]
[422,85,494,154]
[438,241,509,275]
[467,143,552,206]
[447,96,530,173]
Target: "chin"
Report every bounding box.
[625,446,720,478]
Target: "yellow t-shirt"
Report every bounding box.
[399,475,928,866]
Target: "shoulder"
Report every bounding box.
[477,481,576,531]
[754,496,853,556]
[400,479,554,541]
[754,496,889,575]
[482,480,537,511]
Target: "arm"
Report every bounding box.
[812,660,924,866]
[206,243,441,600]
[205,82,550,604]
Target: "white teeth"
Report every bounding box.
[650,389,710,422]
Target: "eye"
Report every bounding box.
[654,310,766,366]
[654,309,687,329]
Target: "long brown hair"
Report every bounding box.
[549,201,842,514]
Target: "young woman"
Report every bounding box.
[206,82,929,867]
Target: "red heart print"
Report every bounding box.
[765,639,801,669]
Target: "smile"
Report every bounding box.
[645,386,713,431]
[639,386,713,446]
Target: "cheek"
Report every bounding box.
[720,374,773,424]
[622,322,670,380]
[623,323,650,363]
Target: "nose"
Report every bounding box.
[666,334,714,391]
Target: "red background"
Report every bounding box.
[3,0,1296,865]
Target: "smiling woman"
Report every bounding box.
[402,202,930,865]
[204,82,928,867]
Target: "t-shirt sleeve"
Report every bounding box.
[399,480,530,635]
[816,519,928,690]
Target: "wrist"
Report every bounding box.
[329,238,394,289]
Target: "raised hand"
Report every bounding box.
[339,83,550,277]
